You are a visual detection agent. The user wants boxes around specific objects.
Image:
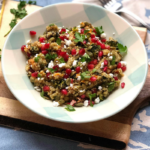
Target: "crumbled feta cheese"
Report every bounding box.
[66,87,69,89]
[73,60,77,66]
[72,70,74,71]
[98,57,100,61]
[58,63,66,68]
[113,74,118,77]
[64,45,67,48]
[101,33,106,39]
[77,25,80,28]
[95,97,100,104]
[77,76,81,81]
[79,57,81,60]
[41,43,45,45]
[85,35,87,38]
[84,100,89,107]
[66,34,69,38]
[109,56,113,60]
[98,86,102,91]
[53,101,59,107]
[26,61,28,64]
[35,54,38,57]
[64,39,72,46]
[66,29,69,32]
[30,65,32,68]
[34,86,39,89]
[78,28,81,33]
[36,88,41,92]
[109,73,113,78]
[26,45,28,48]
[82,62,86,66]
[100,62,104,68]
[89,82,91,85]
[96,37,99,39]
[26,39,31,45]
[37,78,40,81]
[41,78,44,80]
[120,61,127,66]
[80,67,82,69]
[80,90,85,93]
[108,53,110,57]
[48,61,54,68]
[70,84,73,88]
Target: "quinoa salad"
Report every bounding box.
[21,22,127,112]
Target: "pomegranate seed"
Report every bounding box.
[121,82,125,88]
[61,89,68,95]
[44,43,50,49]
[105,45,110,50]
[59,35,68,41]
[31,72,38,78]
[91,38,98,43]
[64,74,69,79]
[97,40,102,46]
[89,60,94,64]
[30,31,36,36]
[98,51,103,57]
[121,66,127,72]
[70,100,76,106]
[66,69,72,75]
[81,28,84,34]
[57,50,62,56]
[101,39,106,43]
[104,60,108,66]
[88,100,95,105]
[88,64,94,70]
[76,67,81,73]
[103,66,108,72]
[93,59,98,65]
[117,62,122,68]
[64,54,69,62]
[114,76,118,80]
[60,28,66,34]
[41,50,48,55]
[27,53,31,58]
[53,65,59,72]
[46,72,51,78]
[91,34,95,38]
[41,44,46,51]
[79,48,85,56]
[93,28,96,33]
[60,51,66,57]
[39,37,45,43]
[71,49,76,55]
[81,95,86,99]
[100,43,105,49]
[21,45,26,52]
[83,40,86,44]
[43,85,50,92]
[29,68,34,73]
[92,89,97,93]
[90,76,97,82]
[71,79,74,83]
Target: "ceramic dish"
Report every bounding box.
[2,3,148,123]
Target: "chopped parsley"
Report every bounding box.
[34,56,40,62]
[56,38,61,45]
[95,26,104,35]
[80,53,91,62]
[65,105,75,112]
[74,32,85,43]
[89,93,96,107]
[38,74,41,78]
[58,57,65,63]
[81,71,91,80]
[48,68,57,73]
[110,56,116,65]
[40,90,44,97]
[118,43,127,57]
[45,53,57,60]
[92,68,97,73]
[49,23,55,27]
[28,1,36,5]
[108,81,116,92]
[84,30,89,34]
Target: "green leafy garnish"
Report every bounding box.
[40,90,44,97]
[65,105,75,112]
[45,53,57,60]
[18,1,26,10]
[28,1,36,5]
[49,23,54,27]
[108,81,116,92]
[34,56,40,62]
[110,56,116,65]
[92,68,97,73]
[56,38,61,45]
[118,43,127,57]
[58,57,65,63]
[38,74,41,78]
[80,53,91,62]
[74,32,85,43]
[0,49,1,51]
[95,26,104,35]
[48,68,57,73]
[61,31,65,34]
[84,30,89,34]
[81,71,91,80]
[89,93,96,107]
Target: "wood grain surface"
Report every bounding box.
[0,1,149,149]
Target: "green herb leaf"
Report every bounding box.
[18,1,26,10]
[92,68,97,73]
[65,105,75,112]
[0,49,1,51]
[59,57,65,63]
[108,81,116,92]
[49,23,54,27]
[56,38,61,45]
[81,72,91,80]
[48,68,57,73]
[74,32,85,43]
[28,1,36,5]
[118,43,127,57]
[80,57,86,62]
[95,26,104,35]
[38,74,41,78]
[45,53,58,60]
[9,19,17,28]
[34,56,40,62]
[10,9,16,14]
[80,53,91,62]
[84,30,89,34]
[40,90,44,97]
[110,56,116,65]
[61,31,65,34]
[89,93,96,107]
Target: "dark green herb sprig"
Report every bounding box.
[65,104,75,112]
[89,93,96,107]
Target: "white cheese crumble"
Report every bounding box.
[73,60,78,66]
[109,73,114,78]
[65,86,69,89]
[100,62,104,68]
[70,84,73,88]
[26,45,28,48]
[77,76,81,81]
[80,90,85,93]
[95,97,100,104]
[82,62,86,66]
[66,34,69,38]
[89,82,91,85]
[77,25,80,28]
[96,37,99,39]
[98,86,102,91]
[26,39,31,45]
[66,29,69,33]
[58,63,66,68]
[64,39,72,46]
[34,86,39,89]
[41,78,44,80]
[48,61,54,68]
[72,70,74,71]
[41,43,45,45]
[35,54,38,57]
[107,53,110,57]
[98,57,100,61]
[114,74,118,77]
[46,70,50,73]
[53,101,59,107]
[120,61,127,66]
[84,100,89,107]
[36,88,41,92]
[101,33,106,39]
[37,78,40,81]
[109,56,113,60]
[64,45,67,48]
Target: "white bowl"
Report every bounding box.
[2,3,148,123]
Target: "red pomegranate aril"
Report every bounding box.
[60,51,66,57]
[31,72,38,78]
[57,50,62,56]
[91,38,97,43]
[121,82,125,88]
[93,59,98,65]
[70,100,76,106]
[79,48,85,56]
[90,76,97,82]
[29,68,34,73]
[60,28,66,34]
[91,34,95,38]
[101,38,106,43]
[41,50,48,55]
[103,66,108,72]
[66,69,72,75]
[64,54,69,62]
[97,40,102,46]
[76,67,81,73]
[98,51,103,57]
[39,37,45,43]
[71,49,76,55]
[92,89,97,93]
[30,31,36,36]
[83,40,86,44]
[104,60,108,66]
[44,43,50,49]
[64,74,69,79]
[89,60,94,64]
[93,28,96,33]
[21,45,26,52]
[43,85,50,92]
[53,65,59,72]
[27,53,31,58]
[88,64,94,70]
[117,62,122,68]
[100,43,105,49]
[114,76,118,80]
[88,100,95,105]
[61,89,68,95]
[81,28,84,34]
[121,66,127,72]
[71,79,74,83]
[46,72,51,78]
[41,44,46,51]
[105,45,110,50]
[81,95,86,99]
